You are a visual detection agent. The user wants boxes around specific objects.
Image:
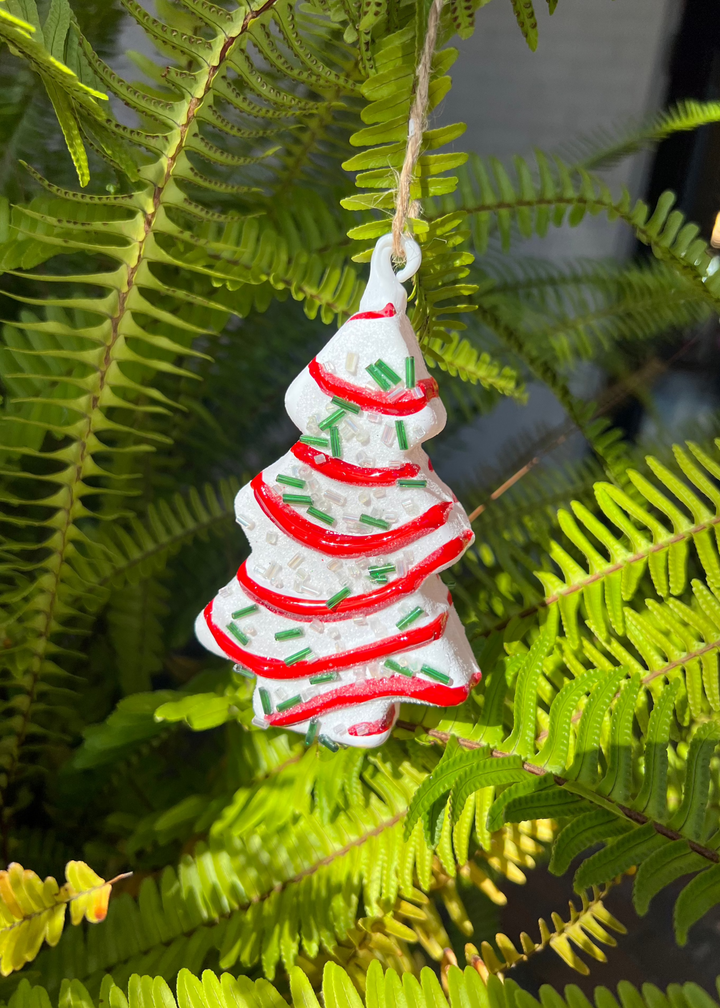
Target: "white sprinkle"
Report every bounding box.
[396,558,408,577]
[381,425,394,446]
[313,453,326,464]
[266,562,282,580]
[288,553,303,570]
[353,616,367,626]
[358,490,371,505]
[324,361,336,374]
[383,511,398,523]
[246,625,257,637]
[328,628,341,640]
[309,619,325,634]
[366,413,381,424]
[373,488,386,499]
[251,716,269,730]
[299,584,321,596]
[346,351,358,375]
[325,489,347,506]
[218,585,233,598]
[265,531,278,545]
[328,559,343,572]
[401,500,418,516]
[237,514,255,530]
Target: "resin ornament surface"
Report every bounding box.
[196,234,481,748]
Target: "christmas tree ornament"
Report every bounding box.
[195,232,481,749]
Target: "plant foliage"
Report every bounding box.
[0,0,718,1001]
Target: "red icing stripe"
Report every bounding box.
[203,603,448,678]
[236,532,472,620]
[308,359,438,417]
[349,303,396,320]
[252,474,452,557]
[266,674,473,727]
[348,705,398,737]
[291,442,420,484]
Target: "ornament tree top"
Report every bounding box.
[196,235,480,748]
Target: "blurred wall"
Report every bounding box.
[432,0,682,487]
[442,0,681,261]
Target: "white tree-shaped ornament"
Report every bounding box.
[196,235,481,749]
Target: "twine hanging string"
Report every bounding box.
[391,0,445,262]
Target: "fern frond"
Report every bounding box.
[566,98,720,172]
[341,13,479,349]
[478,257,710,370]
[464,881,625,976]
[426,331,525,400]
[0,859,126,975]
[403,653,720,946]
[441,153,720,323]
[28,727,548,991]
[0,0,108,186]
[5,959,720,1008]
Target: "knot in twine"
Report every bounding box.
[391,0,445,263]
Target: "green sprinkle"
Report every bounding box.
[395,419,408,450]
[369,564,395,577]
[299,435,329,447]
[396,607,424,630]
[259,687,272,715]
[275,627,304,641]
[308,506,335,525]
[375,358,402,386]
[319,408,346,430]
[309,672,339,684]
[331,395,361,414]
[405,356,415,388]
[366,363,392,392]
[421,665,451,685]
[370,575,388,584]
[326,585,351,609]
[276,694,302,713]
[330,427,342,458]
[232,663,254,679]
[319,734,339,752]
[226,622,249,645]
[384,658,413,677]
[284,646,313,666]
[305,719,320,746]
[277,474,305,488]
[232,604,258,619]
[397,479,427,488]
[283,494,313,505]
[359,513,389,530]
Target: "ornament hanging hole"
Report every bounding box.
[358,233,422,314]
